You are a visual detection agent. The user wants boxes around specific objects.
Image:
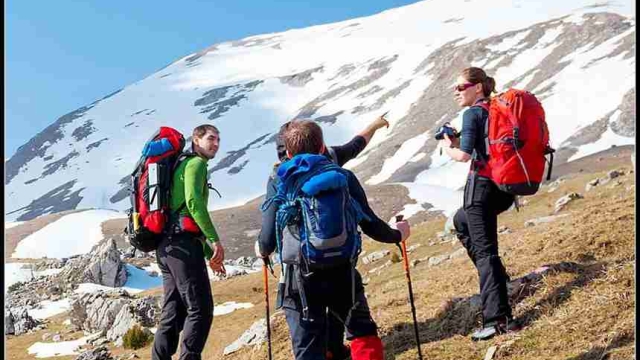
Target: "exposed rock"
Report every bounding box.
[368,260,392,275]
[223,318,268,355]
[547,177,566,193]
[70,292,128,333]
[231,256,257,268]
[53,334,62,342]
[7,309,40,335]
[554,192,583,213]
[428,254,450,267]
[585,178,600,192]
[498,226,512,235]
[106,296,160,341]
[444,213,456,235]
[406,244,422,253]
[524,214,571,227]
[362,250,390,265]
[607,169,624,179]
[5,312,15,335]
[449,248,467,259]
[84,239,128,287]
[76,345,114,360]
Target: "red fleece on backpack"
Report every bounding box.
[350,335,384,360]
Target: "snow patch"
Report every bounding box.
[569,122,635,162]
[396,183,462,219]
[27,332,102,358]
[5,221,24,229]
[28,298,72,320]
[12,210,125,259]
[214,302,254,316]
[366,131,430,185]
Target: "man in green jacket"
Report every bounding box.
[152,124,225,360]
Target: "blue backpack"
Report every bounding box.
[265,154,369,270]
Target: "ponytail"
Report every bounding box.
[461,67,497,98]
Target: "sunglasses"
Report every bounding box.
[453,82,476,92]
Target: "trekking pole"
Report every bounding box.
[262,258,273,360]
[395,215,423,360]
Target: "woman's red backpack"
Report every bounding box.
[125,127,188,252]
[475,89,555,195]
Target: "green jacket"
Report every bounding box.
[171,155,220,259]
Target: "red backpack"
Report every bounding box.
[125,127,190,252]
[475,89,555,195]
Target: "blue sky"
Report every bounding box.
[5,0,418,158]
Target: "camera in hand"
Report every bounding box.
[434,123,460,140]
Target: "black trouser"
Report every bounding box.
[453,175,514,324]
[152,233,213,360]
[282,264,377,360]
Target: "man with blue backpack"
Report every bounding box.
[259,115,391,359]
[257,120,410,360]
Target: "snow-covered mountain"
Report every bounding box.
[5,0,635,222]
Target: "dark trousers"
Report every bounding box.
[453,176,514,324]
[283,264,377,360]
[152,233,213,360]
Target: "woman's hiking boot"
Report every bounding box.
[471,317,521,341]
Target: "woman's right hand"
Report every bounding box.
[394,220,411,242]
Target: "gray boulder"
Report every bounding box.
[585,178,600,192]
[361,250,390,265]
[223,318,268,355]
[524,214,570,227]
[75,345,113,360]
[84,239,128,287]
[5,311,15,335]
[554,192,583,213]
[8,309,39,335]
[70,292,128,333]
[106,296,160,341]
[428,254,450,267]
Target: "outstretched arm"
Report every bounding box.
[358,113,389,144]
[346,172,401,243]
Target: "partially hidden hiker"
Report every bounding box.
[440,67,552,341]
[256,120,410,360]
[152,124,226,360]
[259,114,390,360]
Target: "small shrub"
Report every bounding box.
[390,252,402,264]
[8,281,23,293]
[122,325,152,350]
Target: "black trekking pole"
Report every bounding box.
[262,258,273,360]
[395,215,423,360]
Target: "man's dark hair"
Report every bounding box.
[193,124,220,139]
[283,120,324,156]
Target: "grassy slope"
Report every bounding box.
[6,161,635,360]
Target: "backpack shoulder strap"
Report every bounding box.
[327,147,339,164]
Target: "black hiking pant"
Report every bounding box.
[152,233,213,360]
[282,264,377,360]
[453,175,514,325]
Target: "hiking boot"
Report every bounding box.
[471,317,521,341]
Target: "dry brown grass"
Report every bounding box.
[6,160,635,359]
